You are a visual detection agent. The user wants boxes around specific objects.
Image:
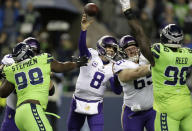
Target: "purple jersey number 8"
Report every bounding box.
[90,72,105,89]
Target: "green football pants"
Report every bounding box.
[15,103,52,131]
[155,107,192,131]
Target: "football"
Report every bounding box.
[84,3,99,17]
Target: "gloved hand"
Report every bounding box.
[119,0,131,12]
[71,56,89,67]
[1,54,14,65]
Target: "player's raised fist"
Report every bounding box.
[84,3,99,17]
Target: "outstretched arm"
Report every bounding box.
[120,0,155,66]
[51,59,77,73]
[78,13,94,57]
[51,56,88,73]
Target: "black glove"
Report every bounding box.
[71,56,89,67]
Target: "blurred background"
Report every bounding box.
[0,0,192,130]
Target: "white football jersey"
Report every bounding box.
[74,48,114,100]
[113,58,153,111]
[1,54,17,110]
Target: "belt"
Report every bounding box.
[17,99,40,109]
[16,99,61,119]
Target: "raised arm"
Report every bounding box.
[78,13,94,57]
[119,0,155,66]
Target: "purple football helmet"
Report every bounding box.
[12,42,34,62]
[119,35,139,61]
[23,37,40,53]
[96,35,118,60]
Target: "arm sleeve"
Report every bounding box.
[78,30,91,57]
[109,75,122,95]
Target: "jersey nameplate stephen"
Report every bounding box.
[11,58,38,72]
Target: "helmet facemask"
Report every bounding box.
[124,45,140,63]
[12,42,34,62]
[119,35,139,62]
[104,44,118,60]
[96,36,118,62]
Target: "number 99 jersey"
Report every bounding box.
[151,43,192,112]
[74,48,114,100]
[113,59,153,111]
[3,53,53,110]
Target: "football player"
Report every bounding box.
[113,35,155,131]
[0,37,55,131]
[0,42,88,131]
[67,13,122,131]
[119,0,192,130]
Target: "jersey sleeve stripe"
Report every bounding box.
[154,44,160,53]
[152,51,159,59]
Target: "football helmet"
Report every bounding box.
[23,37,40,53]
[119,35,139,62]
[96,35,118,60]
[160,24,183,48]
[12,42,34,62]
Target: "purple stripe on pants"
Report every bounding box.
[122,105,156,131]
[1,106,19,131]
[67,97,104,131]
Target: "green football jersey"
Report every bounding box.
[3,53,53,110]
[151,43,192,112]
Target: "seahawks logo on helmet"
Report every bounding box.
[160,24,183,48]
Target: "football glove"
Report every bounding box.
[1,54,14,65]
[71,56,89,67]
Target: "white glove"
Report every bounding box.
[119,0,131,12]
[1,54,15,65]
